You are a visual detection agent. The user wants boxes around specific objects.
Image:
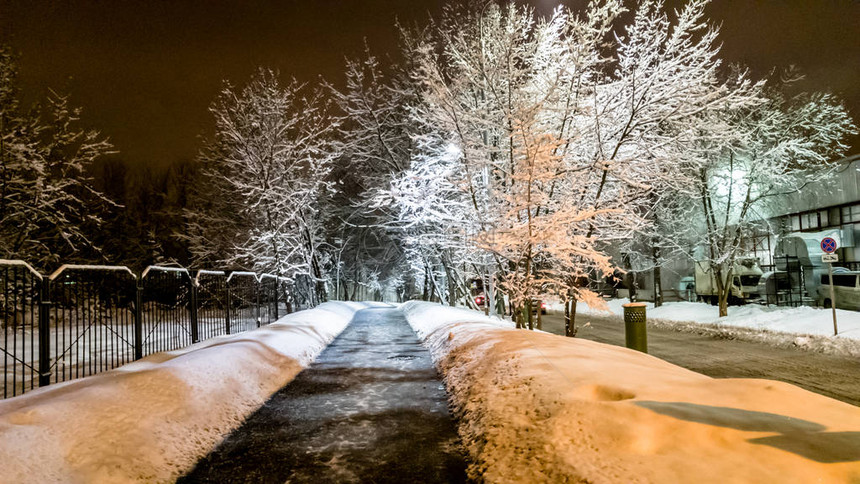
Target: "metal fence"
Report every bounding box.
[1,260,294,400]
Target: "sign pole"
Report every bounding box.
[821,237,839,336]
[829,261,838,336]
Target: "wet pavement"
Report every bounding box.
[179,307,467,483]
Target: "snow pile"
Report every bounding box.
[0,301,375,484]
[403,301,860,483]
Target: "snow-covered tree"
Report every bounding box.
[383,2,615,316]
[0,46,115,270]
[677,83,856,316]
[325,48,416,301]
[381,0,778,333]
[187,68,337,303]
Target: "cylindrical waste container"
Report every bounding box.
[622,302,647,353]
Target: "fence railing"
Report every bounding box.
[1,261,295,400]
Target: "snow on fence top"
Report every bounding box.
[226,271,289,284]
[193,269,226,286]
[0,259,43,280]
[226,271,259,283]
[49,264,137,281]
[140,265,191,279]
[0,261,291,286]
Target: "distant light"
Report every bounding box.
[445,143,462,159]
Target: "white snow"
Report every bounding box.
[403,301,860,483]
[0,301,376,484]
[551,298,860,343]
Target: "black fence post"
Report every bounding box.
[134,282,143,360]
[256,280,262,327]
[38,277,51,388]
[189,279,199,343]
[225,280,232,335]
[273,280,279,321]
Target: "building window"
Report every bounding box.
[819,210,829,227]
[790,215,801,231]
[828,206,840,227]
[802,212,819,230]
[842,205,860,223]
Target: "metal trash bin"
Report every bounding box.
[622,302,648,353]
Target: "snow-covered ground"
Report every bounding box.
[403,301,860,483]
[572,298,860,338]
[0,301,377,484]
[545,299,860,357]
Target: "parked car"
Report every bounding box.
[818,269,860,310]
[529,300,548,315]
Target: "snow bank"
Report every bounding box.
[403,301,860,483]
[0,301,376,484]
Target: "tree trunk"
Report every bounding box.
[486,265,497,316]
[564,299,571,335]
[714,266,730,317]
[536,300,542,330]
[653,245,663,307]
[311,253,327,303]
[719,291,729,317]
[422,265,430,301]
[626,271,638,302]
[565,298,577,337]
[526,300,534,330]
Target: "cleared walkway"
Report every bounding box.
[179,307,467,483]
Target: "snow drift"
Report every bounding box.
[403,301,860,483]
[0,301,374,484]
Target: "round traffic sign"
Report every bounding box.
[821,237,838,253]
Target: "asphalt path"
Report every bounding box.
[540,311,860,407]
[179,307,467,483]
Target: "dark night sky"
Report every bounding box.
[1,0,858,168]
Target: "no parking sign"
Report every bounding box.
[821,236,839,336]
[821,237,838,253]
